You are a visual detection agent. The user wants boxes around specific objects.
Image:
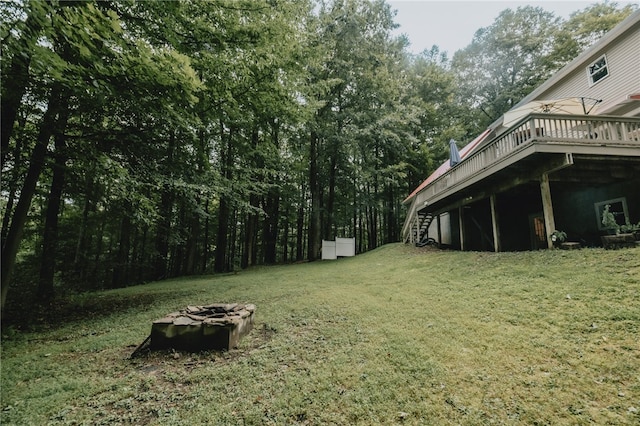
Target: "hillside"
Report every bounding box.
[2,244,639,425]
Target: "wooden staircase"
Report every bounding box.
[411,212,434,246]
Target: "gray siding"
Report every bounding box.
[537,22,640,112]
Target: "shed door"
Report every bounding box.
[529,213,547,250]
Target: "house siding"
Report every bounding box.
[538,22,640,110]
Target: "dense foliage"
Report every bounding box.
[1,0,634,308]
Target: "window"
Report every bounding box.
[587,55,609,86]
[594,197,628,230]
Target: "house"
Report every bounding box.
[402,10,640,251]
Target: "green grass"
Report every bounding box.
[2,244,639,425]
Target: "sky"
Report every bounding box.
[388,0,639,55]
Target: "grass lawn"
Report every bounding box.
[1,244,639,425]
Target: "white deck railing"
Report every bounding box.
[402,114,640,242]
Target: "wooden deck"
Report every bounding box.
[403,114,640,244]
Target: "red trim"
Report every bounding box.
[403,129,492,203]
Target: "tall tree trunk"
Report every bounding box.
[263,192,279,264]
[154,132,175,280]
[112,214,131,288]
[308,131,321,261]
[214,125,233,273]
[368,206,377,250]
[130,226,140,283]
[370,160,380,249]
[263,121,280,264]
[281,205,290,263]
[37,105,70,300]
[91,210,107,289]
[185,200,200,275]
[358,207,364,253]
[296,205,305,261]
[382,186,391,244]
[170,202,186,277]
[1,85,67,309]
[74,176,94,281]
[155,185,172,279]
[185,124,208,275]
[242,194,259,269]
[229,208,239,271]
[215,194,230,272]
[327,153,337,239]
[1,136,23,248]
[202,198,210,273]
[366,185,377,250]
[1,1,47,164]
[140,226,149,281]
[242,126,261,269]
[352,180,358,247]
[385,186,397,243]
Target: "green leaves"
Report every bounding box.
[451,6,560,125]
[450,3,635,129]
[546,3,636,69]
[5,0,633,296]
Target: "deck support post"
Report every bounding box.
[436,214,442,246]
[458,206,465,251]
[540,173,556,249]
[490,194,501,252]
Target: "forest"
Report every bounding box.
[1,0,635,309]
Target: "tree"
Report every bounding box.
[1,0,201,307]
[0,0,48,162]
[546,2,637,70]
[449,3,636,131]
[11,0,625,313]
[451,6,560,126]
[301,0,413,255]
[403,47,471,193]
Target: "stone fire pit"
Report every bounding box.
[150,303,255,351]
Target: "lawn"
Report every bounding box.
[1,244,639,425]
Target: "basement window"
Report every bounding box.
[594,197,628,230]
[587,55,609,86]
